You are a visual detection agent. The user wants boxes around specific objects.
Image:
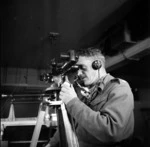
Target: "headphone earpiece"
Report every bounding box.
[92,60,102,70]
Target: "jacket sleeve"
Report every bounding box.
[66,81,134,143]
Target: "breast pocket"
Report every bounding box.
[90,93,108,111]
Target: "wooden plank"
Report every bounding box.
[30,103,46,147]
[1,118,37,127]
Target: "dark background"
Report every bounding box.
[1,0,150,147]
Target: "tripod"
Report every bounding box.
[30,90,79,147]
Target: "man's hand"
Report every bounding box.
[59,77,77,104]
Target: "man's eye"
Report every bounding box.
[81,67,87,71]
[78,65,87,71]
[83,67,87,71]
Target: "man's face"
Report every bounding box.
[76,56,99,87]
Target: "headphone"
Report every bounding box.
[92,60,102,70]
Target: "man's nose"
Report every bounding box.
[77,69,82,76]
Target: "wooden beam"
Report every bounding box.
[106,38,150,71]
[1,119,37,127]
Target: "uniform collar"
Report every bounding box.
[97,73,110,92]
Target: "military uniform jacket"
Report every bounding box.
[50,74,134,147]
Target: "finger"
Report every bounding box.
[61,87,67,92]
[65,75,70,83]
[61,81,71,88]
[59,91,63,98]
[61,87,70,93]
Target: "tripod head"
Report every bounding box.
[40,50,78,99]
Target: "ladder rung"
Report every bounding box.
[10,140,47,144]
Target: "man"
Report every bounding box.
[45,47,134,147]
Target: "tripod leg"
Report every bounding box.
[61,103,79,147]
[30,103,46,147]
[57,106,68,147]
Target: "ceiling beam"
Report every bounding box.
[106,37,150,71]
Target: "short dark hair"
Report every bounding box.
[76,47,105,67]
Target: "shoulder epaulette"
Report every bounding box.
[110,78,120,84]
